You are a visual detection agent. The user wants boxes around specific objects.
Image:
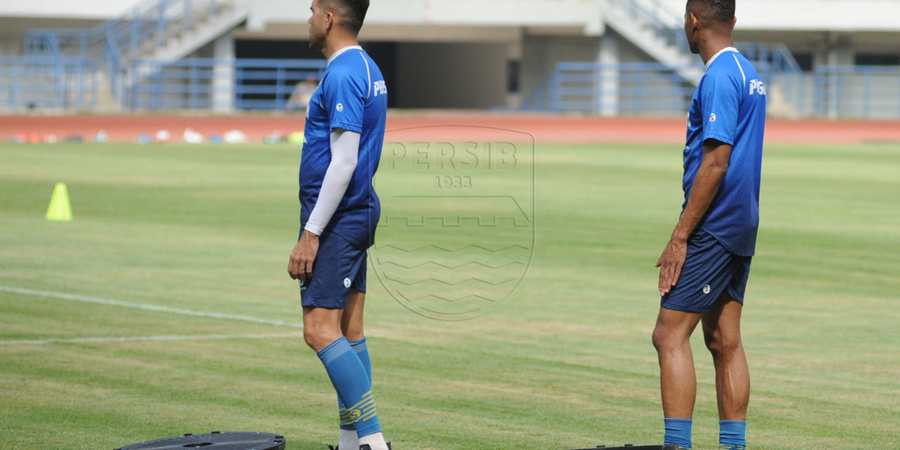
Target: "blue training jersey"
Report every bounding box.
[300,46,388,250]
[683,47,766,257]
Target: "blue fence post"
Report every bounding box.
[156,62,165,109]
[813,68,822,117]
[276,65,285,109]
[80,32,88,59]
[105,21,112,65]
[551,67,562,112]
[595,63,603,113]
[671,70,680,113]
[862,69,872,119]
[11,61,20,107]
[91,62,98,107]
[636,69,644,113]
[54,60,63,107]
[157,0,168,48]
[234,63,242,110]
[131,7,140,61]
[836,67,843,119]
[76,60,85,106]
[191,59,200,109]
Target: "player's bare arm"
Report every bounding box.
[657,139,732,296]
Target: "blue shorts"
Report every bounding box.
[299,231,367,309]
[661,230,752,314]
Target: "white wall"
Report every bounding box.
[657,0,900,32]
[0,0,142,18]
[5,0,900,33]
[245,0,603,33]
[5,0,892,33]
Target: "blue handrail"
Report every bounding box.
[24,0,223,105]
[736,42,802,74]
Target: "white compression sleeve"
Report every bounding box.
[304,129,360,236]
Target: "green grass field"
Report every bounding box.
[1,139,898,450]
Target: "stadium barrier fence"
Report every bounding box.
[0,57,98,110]
[128,58,326,110]
[1,55,899,119]
[525,61,900,120]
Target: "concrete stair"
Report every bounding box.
[604,0,704,85]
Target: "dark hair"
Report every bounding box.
[323,0,370,34]
[687,0,735,25]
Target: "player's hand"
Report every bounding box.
[288,231,320,284]
[656,237,687,297]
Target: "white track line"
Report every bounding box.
[0,286,304,329]
[0,333,303,346]
[0,332,306,346]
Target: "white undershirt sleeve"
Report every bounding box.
[304,129,360,236]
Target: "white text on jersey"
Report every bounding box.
[373,80,388,97]
[750,79,766,96]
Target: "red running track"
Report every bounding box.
[0,113,898,144]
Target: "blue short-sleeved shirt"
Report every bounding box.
[683,47,767,257]
[300,46,388,250]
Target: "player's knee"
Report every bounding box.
[302,328,319,350]
[652,324,669,352]
[704,328,741,356]
[342,323,364,342]
[703,329,721,354]
[303,326,330,351]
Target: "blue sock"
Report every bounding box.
[719,420,746,449]
[351,337,372,381]
[664,418,693,449]
[318,337,382,437]
[338,338,373,431]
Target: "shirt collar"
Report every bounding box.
[327,45,363,66]
[705,46,739,71]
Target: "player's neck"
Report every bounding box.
[323,35,360,61]
[698,35,735,65]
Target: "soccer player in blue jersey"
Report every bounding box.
[652,1,765,449]
[287,1,390,449]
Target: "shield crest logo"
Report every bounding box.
[370,125,535,321]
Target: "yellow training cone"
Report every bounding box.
[46,183,73,222]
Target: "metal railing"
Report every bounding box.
[525,61,900,119]
[25,0,221,61]
[526,62,696,114]
[128,58,326,110]
[23,0,223,102]
[524,40,804,114]
[737,42,802,74]
[0,57,98,109]
[814,65,900,119]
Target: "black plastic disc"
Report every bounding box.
[115,431,286,450]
